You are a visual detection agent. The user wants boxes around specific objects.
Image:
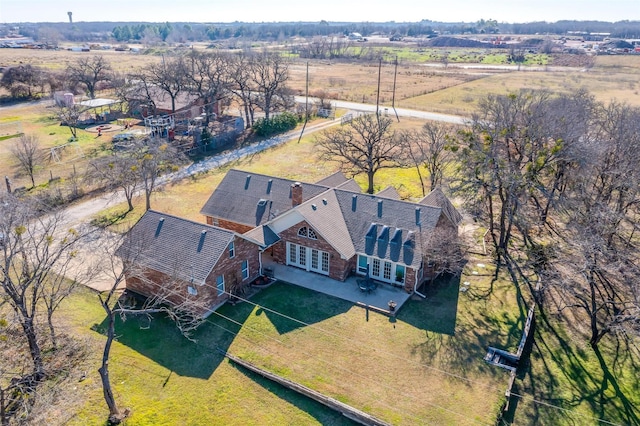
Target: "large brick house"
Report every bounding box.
[202,169,462,293]
[120,169,461,316]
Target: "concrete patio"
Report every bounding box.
[262,260,412,314]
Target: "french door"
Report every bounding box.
[287,243,329,275]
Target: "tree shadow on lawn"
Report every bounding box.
[92,298,256,379]
[397,273,460,335]
[252,281,352,335]
[504,312,640,425]
[229,360,358,426]
[401,273,525,378]
[91,283,351,379]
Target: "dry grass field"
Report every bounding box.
[2,47,640,190]
[0,47,159,72]
[2,46,640,425]
[287,60,485,106]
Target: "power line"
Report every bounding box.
[12,276,625,426]
[207,285,624,426]
[206,310,491,426]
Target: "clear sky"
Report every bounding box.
[1,0,638,24]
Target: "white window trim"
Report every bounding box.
[216,275,225,296]
[357,253,408,284]
[241,260,249,280]
[297,226,318,240]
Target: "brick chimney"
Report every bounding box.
[291,182,303,206]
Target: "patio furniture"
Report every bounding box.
[357,278,377,293]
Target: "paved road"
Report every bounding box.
[294,96,467,124]
[66,102,466,228]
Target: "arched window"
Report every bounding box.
[297,226,318,240]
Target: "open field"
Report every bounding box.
[397,62,640,115]
[287,60,485,106]
[0,100,141,191]
[0,47,160,72]
[3,47,640,188]
[2,46,640,425]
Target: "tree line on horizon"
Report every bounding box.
[5,19,640,45]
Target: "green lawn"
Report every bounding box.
[504,312,640,425]
[60,263,520,425]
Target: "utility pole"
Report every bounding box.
[375,57,382,122]
[391,56,400,122]
[297,62,309,144]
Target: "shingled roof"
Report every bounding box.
[117,210,235,285]
[376,186,401,200]
[200,169,333,228]
[315,171,350,187]
[419,187,463,227]
[291,189,444,269]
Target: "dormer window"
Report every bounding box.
[297,226,317,240]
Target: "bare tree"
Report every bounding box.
[185,50,231,124]
[87,137,183,212]
[328,37,351,59]
[302,37,329,59]
[0,195,89,380]
[398,121,456,196]
[454,90,562,263]
[144,55,188,114]
[312,89,333,111]
[123,70,158,116]
[11,134,44,188]
[111,71,140,116]
[250,51,290,120]
[317,114,401,194]
[134,138,184,211]
[0,65,45,99]
[66,55,112,99]
[95,228,203,424]
[54,103,84,140]
[88,151,141,212]
[549,101,640,349]
[228,52,258,129]
[419,121,456,192]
